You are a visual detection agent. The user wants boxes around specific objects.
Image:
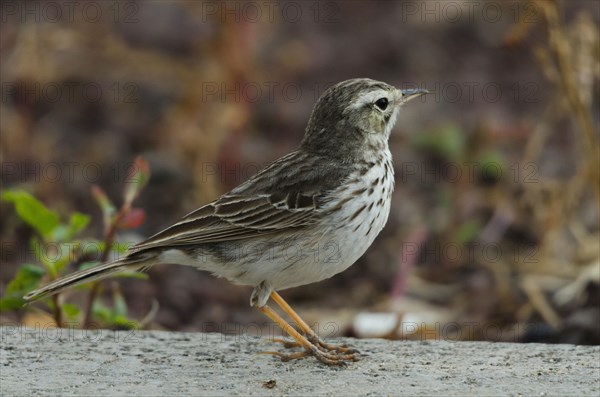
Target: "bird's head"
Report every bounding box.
[302,78,428,157]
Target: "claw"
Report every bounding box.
[261,344,358,366]
[269,335,360,362]
[307,347,349,366]
[269,337,302,349]
[306,335,360,355]
[272,332,359,353]
[259,350,309,361]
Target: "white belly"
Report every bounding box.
[268,153,395,290]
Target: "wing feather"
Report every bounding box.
[129,150,354,255]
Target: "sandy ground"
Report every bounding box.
[1,327,598,396]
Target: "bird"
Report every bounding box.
[24,78,428,366]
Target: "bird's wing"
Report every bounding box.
[130,193,320,252]
[129,151,352,253]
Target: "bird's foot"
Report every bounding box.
[307,334,360,355]
[262,345,355,366]
[257,295,359,366]
[271,336,359,355]
[268,337,359,363]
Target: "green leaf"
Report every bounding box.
[113,288,128,318]
[63,303,80,318]
[91,185,116,221]
[67,212,91,239]
[2,190,60,239]
[112,241,133,254]
[112,315,138,329]
[30,238,57,277]
[5,264,45,295]
[478,151,506,182]
[0,264,45,311]
[455,220,482,244]
[56,243,77,274]
[79,239,105,258]
[92,300,112,323]
[48,213,91,251]
[30,238,74,275]
[0,297,25,311]
[123,157,151,206]
[50,224,70,242]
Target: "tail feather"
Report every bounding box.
[24,260,141,302]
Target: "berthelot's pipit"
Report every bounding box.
[25,78,428,366]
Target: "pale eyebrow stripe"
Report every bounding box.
[348,89,389,110]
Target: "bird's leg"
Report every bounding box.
[257,304,349,366]
[269,291,359,357]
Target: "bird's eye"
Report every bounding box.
[374,98,389,111]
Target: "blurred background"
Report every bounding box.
[1,0,599,345]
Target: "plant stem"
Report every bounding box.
[52,294,62,327]
[82,208,126,329]
[538,0,600,209]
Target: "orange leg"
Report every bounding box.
[269,291,359,357]
[258,305,348,366]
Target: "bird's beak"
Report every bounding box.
[400,88,429,103]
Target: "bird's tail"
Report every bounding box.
[23,256,150,303]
